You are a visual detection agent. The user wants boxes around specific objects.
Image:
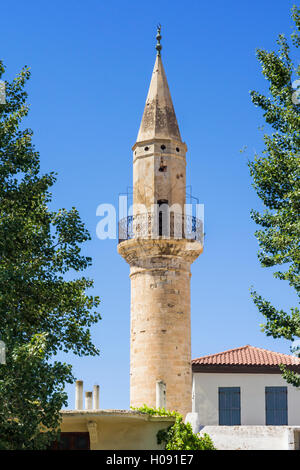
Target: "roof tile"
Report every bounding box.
[192,345,300,367]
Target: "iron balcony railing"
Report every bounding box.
[118,212,203,244]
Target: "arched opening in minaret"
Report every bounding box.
[157,199,168,237]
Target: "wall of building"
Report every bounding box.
[199,426,300,450]
[193,372,300,425]
[60,410,175,450]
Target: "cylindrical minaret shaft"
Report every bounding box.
[119,238,201,416]
[130,248,191,413]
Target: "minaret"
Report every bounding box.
[118,26,203,417]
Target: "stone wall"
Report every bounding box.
[199,425,300,450]
[61,410,175,450]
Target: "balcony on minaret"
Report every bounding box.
[118,209,203,244]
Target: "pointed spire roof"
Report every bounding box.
[136,31,182,143]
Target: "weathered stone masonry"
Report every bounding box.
[118,43,202,417]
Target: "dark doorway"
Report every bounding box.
[50,432,90,450]
[157,199,168,236]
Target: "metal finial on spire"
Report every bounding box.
[156,24,162,56]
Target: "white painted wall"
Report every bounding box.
[193,372,300,426]
[199,426,300,450]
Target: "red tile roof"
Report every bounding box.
[192,345,300,367]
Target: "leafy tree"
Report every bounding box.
[0,61,101,449]
[249,6,300,386]
[133,406,216,450]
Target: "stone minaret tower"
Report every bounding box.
[118,27,202,417]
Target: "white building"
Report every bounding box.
[192,345,300,426]
[189,345,300,450]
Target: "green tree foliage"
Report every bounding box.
[0,62,101,449]
[133,406,216,450]
[249,6,300,386]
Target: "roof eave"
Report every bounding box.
[192,364,300,374]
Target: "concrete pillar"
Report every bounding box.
[93,385,100,409]
[156,380,166,409]
[85,391,93,410]
[87,421,98,448]
[75,380,83,410]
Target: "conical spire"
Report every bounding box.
[136,27,182,143]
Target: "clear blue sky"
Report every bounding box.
[1,0,298,409]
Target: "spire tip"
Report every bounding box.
[156,24,162,56]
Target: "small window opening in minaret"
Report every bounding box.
[144,146,149,151]
[159,157,167,172]
[160,144,166,150]
[176,147,180,152]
